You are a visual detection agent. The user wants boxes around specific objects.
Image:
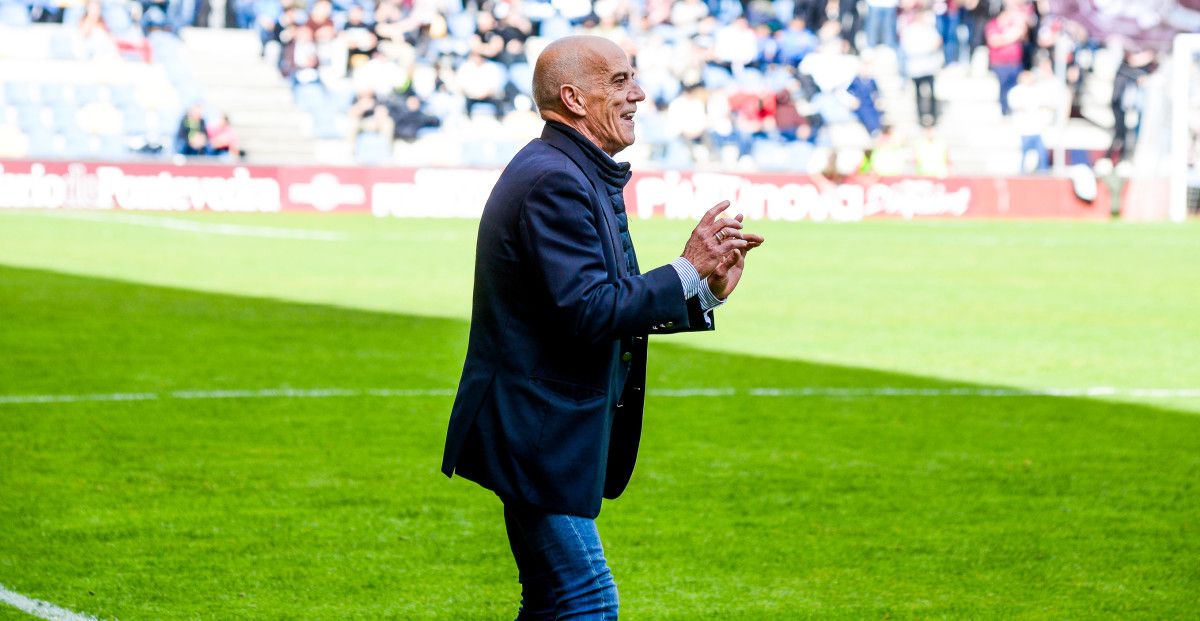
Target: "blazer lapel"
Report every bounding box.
[540,126,628,278]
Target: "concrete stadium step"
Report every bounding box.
[178,26,317,164]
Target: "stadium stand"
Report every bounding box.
[0,0,1141,174]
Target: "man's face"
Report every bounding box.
[580,45,645,156]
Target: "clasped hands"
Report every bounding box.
[680,201,765,300]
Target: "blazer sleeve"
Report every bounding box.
[519,170,695,345]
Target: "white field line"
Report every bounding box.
[1,387,1199,406]
[0,583,100,621]
[37,211,349,241]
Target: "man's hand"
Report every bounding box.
[681,201,764,278]
[707,214,763,299]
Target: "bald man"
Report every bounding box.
[441,36,763,619]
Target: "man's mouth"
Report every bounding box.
[621,111,635,123]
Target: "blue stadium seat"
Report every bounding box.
[446,12,475,40]
[110,86,138,111]
[508,63,533,97]
[5,82,34,105]
[74,83,100,105]
[100,135,127,159]
[0,1,31,26]
[51,106,79,134]
[121,108,148,135]
[40,83,66,105]
[49,32,77,60]
[26,131,58,157]
[702,65,733,89]
[540,16,572,40]
[661,140,693,169]
[294,83,328,114]
[354,132,391,165]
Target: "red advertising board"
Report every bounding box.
[0,158,1115,220]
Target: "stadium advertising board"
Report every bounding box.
[0,159,1113,220]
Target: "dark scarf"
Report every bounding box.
[545,121,640,275]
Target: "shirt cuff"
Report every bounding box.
[669,257,726,312]
[669,257,702,299]
[697,278,726,312]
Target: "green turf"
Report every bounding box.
[1,212,1198,619]
[0,211,1196,406]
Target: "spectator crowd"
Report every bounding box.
[4,0,1163,174]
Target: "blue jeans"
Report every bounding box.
[936,10,961,64]
[865,6,898,50]
[1020,134,1049,173]
[992,63,1022,116]
[504,502,619,620]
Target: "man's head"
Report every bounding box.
[533,35,646,156]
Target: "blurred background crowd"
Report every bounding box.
[0,0,1194,180]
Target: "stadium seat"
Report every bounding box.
[5,82,34,105]
[74,83,100,105]
[0,1,31,26]
[702,65,734,89]
[26,129,57,156]
[354,132,391,165]
[48,32,76,60]
[508,63,533,97]
[539,16,571,40]
[446,12,475,40]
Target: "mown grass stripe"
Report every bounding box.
[1,387,1198,406]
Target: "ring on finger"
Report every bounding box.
[715,230,725,242]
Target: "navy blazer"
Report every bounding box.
[441,123,713,518]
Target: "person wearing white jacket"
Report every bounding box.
[901,8,944,127]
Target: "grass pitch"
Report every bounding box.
[0,211,1198,619]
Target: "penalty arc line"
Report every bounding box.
[0,583,100,621]
[1,387,1199,406]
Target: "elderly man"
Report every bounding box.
[441,36,764,619]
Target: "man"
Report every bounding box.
[441,36,764,619]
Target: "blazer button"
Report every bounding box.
[664,321,674,328]
[621,352,632,362]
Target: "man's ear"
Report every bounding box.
[560,84,588,117]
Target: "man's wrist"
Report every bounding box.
[698,276,725,311]
[669,257,703,299]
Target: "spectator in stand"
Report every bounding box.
[901,7,943,128]
[962,0,996,60]
[914,126,950,177]
[176,103,210,156]
[933,0,961,65]
[207,113,241,158]
[390,95,441,142]
[348,88,395,142]
[864,0,899,51]
[794,0,829,32]
[1007,69,1048,172]
[1108,48,1157,163]
[457,52,508,117]
[341,5,378,73]
[848,56,883,136]
[289,26,323,86]
[775,17,819,66]
[353,49,409,97]
[670,0,710,37]
[667,84,710,159]
[774,88,811,142]
[713,17,759,72]
[77,0,117,59]
[865,125,908,176]
[835,0,863,53]
[985,0,1029,116]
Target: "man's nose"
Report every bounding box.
[630,80,646,102]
